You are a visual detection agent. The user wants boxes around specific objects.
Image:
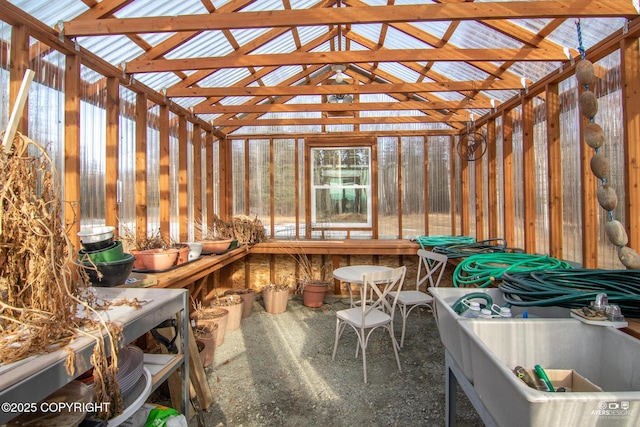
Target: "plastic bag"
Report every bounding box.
[144,405,187,427]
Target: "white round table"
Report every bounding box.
[333,265,393,307]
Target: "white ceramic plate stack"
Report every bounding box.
[79,345,144,398]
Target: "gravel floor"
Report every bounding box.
[180,294,484,427]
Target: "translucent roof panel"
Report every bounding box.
[251,31,297,55]
[8,0,87,26]
[77,35,144,65]
[199,68,254,88]
[165,31,235,59]
[430,61,491,83]
[261,65,305,86]
[448,20,525,49]
[135,73,183,92]
[378,26,433,50]
[115,0,207,18]
[375,62,423,84]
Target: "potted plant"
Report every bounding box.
[261,282,292,314]
[292,253,331,308]
[190,300,229,347]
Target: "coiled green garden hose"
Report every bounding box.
[413,235,475,250]
[500,269,640,317]
[453,253,572,288]
[433,238,522,259]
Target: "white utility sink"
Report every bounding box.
[429,287,570,383]
[458,319,640,427]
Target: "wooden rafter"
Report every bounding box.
[194,99,493,114]
[128,48,569,73]
[167,80,521,97]
[62,1,638,35]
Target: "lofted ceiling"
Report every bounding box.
[5,0,640,138]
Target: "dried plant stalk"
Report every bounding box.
[0,132,123,419]
[197,214,267,245]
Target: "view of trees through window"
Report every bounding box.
[311,147,371,228]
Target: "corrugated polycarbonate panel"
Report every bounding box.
[376,62,422,84]
[273,139,297,238]
[261,65,304,87]
[378,137,399,238]
[241,0,284,12]
[510,106,525,250]
[232,139,246,215]
[449,20,525,50]
[146,105,161,234]
[118,87,137,234]
[594,51,624,269]
[79,67,106,227]
[77,35,144,67]
[28,40,65,192]
[220,96,255,105]
[431,61,490,82]
[229,27,272,49]
[401,136,425,239]
[297,25,329,46]
[199,68,253,88]
[134,72,182,92]
[0,21,10,131]
[325,124,354,133]
[410,20,449,40]
[8,0,87,25]
[250,31,296,55]
[165,31,235,59]
[249,140,271,232]
[428,136,453,236]
[508,61,562,82]
[116,0,207,18]
[559,76,582,265]
[533,97,549,255]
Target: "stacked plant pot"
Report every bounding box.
[78,226,135,287]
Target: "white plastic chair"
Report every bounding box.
[331,266,406,383]
[390,249,448,348]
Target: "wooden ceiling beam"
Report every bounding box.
[213,115,470,127]
[62,1,638,35]
[194,99,493,114]
[168,80,520,97]
[128,47,568,72]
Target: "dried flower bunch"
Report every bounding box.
[197,214,267,245]
[119,226,174,252]
[0,132,124,419]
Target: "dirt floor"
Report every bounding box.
[167,291,485,427]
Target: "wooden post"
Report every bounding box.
[8,25,29,139]
[178,115,188,242]
[193,124,203,238]
[487,118,498,239]
[65,54,81,250]
[159,104,171,239]
[205,133,215,230]
[135,93,148,239]
[449,136,457,235]
[474,139,485,241]
[423,136,429,236]
[105,77,119,229]
[579,85,598,268]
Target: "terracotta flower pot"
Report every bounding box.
[190,308,228,347]
[130,249,145,270]
[136,248,179,271]
[211,296,243,332]
[174,244,190,266]
[224,288,256,318]
[193,323,217,367]
[262,288,289,314]
[302,282,329,308]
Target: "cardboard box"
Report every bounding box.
[523,368,603,392]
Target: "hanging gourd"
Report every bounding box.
[575,19,639,269]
